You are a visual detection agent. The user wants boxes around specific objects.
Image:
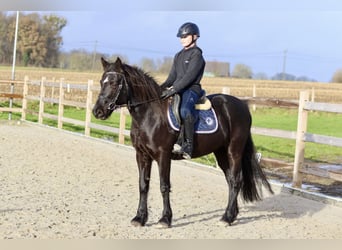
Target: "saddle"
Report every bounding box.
[168,92,218,134]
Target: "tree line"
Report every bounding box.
[0,12,66,67]
[58,50,232,78]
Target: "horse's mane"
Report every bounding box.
[121,63,162,104]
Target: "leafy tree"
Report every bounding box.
[331,69,342,83]
[232,63,253,79]
[41,14,67,67]
[253,72,268,80]
[271,73,317,82]
[156,57,173,74]
[0,12,66,67]
[67,49,94,70]
[140,57,156,72]
[59,50,129,71]
[272,72,296,81]
[205,61,230,77]
[0,12,16,64]
[0,13,9,63]
[17,13,44,66]
[108,54,129,65]
[296,76,316,82]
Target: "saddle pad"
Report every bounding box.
[167,105,218,134]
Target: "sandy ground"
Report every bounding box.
[0,122,341,239]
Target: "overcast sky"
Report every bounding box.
[3,0,342,82]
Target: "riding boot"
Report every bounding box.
[180,115,195,159]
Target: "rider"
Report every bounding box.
[160,22,206,159]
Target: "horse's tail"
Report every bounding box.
[240,134,274,202]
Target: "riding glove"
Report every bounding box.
[161,86,177,99]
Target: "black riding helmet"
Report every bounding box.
[177,22,200,38]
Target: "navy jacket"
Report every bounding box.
[162,46,205,95]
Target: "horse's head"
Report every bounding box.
[93,57,129,120]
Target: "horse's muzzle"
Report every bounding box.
[93,103,109,120]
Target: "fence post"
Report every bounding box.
[311,87,315,103]
[292,90,310,188]
[310,87,315,113]
[57,78,65,129]
[252,84,256,111]
[51,77,56,107]
[8,80,15,120]
[38,77,46,124]
[119,108,127,144]
[21,76,29,121]
[84,79,93,136]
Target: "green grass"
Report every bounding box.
[0,101,132,144]
[1,102,341,165]
[251,107,342,136]
[251,107,342,163]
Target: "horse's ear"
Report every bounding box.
[101,57,109,70]
[115,57,123,67]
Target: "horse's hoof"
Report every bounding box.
[131,220,143,227]
[221,214,236,226]
[131,216,146,227]
[155,222,171,229]
[156,217,172,228]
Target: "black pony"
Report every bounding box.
[93,57,273,228]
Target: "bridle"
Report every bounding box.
[103,71,126,110]
[103,71,160,111]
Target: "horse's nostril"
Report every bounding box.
[93,108,103,118]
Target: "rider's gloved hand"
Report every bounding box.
[160,86,177,99]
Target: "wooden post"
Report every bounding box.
[119,108,127,144]
[51,77,56,107]
[311,87,315,103]
[252,84,256,111]
[310,87,315,113]
[292,90,310,188]
[84,79,93,136]
[57,78,65,129]
[38,77,46,124]
[21,76,29,121]
[222,87,230,95]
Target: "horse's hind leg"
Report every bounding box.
[131,152,152,227]
[214,147,242,225]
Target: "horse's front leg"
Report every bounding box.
[156,154,173,228]
[131,151,152,227]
